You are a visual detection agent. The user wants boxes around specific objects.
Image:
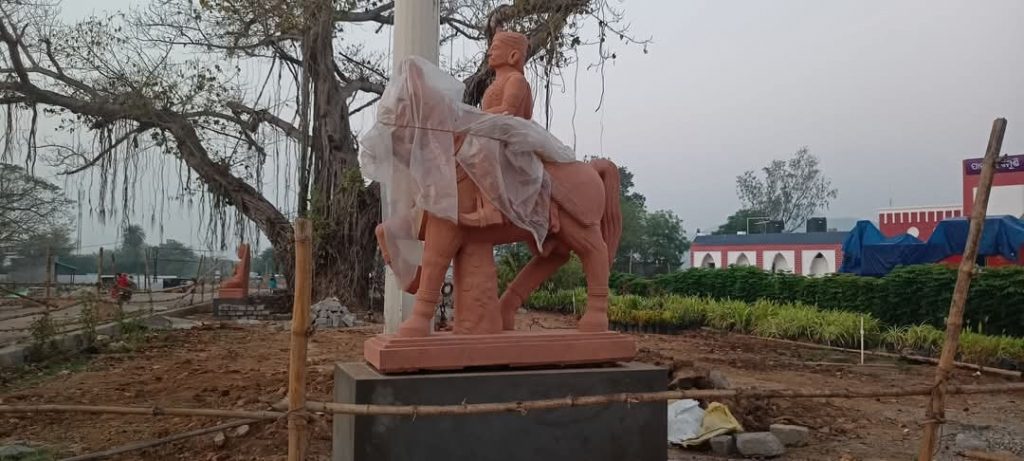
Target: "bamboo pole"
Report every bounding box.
[60,418,258,461]
[918,118,1007,461]
[3,382,1023,421]
[304,382,1024,416]
[972,452,1023,461]
[962,451,1024,461]
[288,219,313,461]
[0,404,283,419]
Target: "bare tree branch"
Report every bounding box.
[225,101,303,141]
[59,126,147,175]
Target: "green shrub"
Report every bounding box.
[525,287,587,314]
[614,265,1024,336]
[567,291,1024,367]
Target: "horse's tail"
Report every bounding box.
[590,158,622,265]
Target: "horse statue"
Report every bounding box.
[365,31,621,338]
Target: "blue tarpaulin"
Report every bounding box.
[840,216,1024,276]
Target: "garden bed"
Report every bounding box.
[528,289,1024,370]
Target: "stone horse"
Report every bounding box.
[374,32,622,338]
[378,158,622,338]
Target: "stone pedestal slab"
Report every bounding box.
[332,361,667,461]
[364,329,636,373]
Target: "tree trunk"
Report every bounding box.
[303,0,381,308]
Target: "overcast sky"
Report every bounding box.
[55,0,1024,251]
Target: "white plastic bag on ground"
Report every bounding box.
[667,399,705,444]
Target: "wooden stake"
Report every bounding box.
[97,247,104,295]
[143,248,154,313]
[45,246,53,299]
[860,315,865,366]
[191,255,204,304]
[918,118,1007,461]
[288,219,313,461]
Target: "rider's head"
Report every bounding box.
[488,31,528,71]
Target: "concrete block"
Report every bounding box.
[709,434,737,456]
[770,423,810,447]
[736,432,785,457]
[333,361,666,461]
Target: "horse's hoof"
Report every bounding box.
[577,313,608,332]
[501,311,516,331]
[397,316,432,338]
[499,297,519,330]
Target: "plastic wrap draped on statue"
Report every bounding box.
[360,56,576,287]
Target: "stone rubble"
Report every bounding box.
[770,423,810,447]
[311,297,357,329]
[735,432,786,458]
[709,434,738,456]
[232,424,251,437]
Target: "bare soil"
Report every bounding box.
[1,311,1022,460]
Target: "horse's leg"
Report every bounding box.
[397,215,462,338]
[559,221,610,332]
[498,245,570,330]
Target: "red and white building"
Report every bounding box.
[692,153,1024,275]
[691,231,847,277]
[878,154,1024,239]
[877,205,962,240]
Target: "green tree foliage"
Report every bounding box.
[253,247,278,274]
[612,164,689,276]
[113,225,147,275]
[735,147,838,231]
[11,227,76,258]
[640,210,690,273]
[1,226,78,278]
[0,163,72,250]
[153,240,200,277]
[495,243,585,293]
[712,208,770,235]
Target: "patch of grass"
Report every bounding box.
[0,355,91,392]
[2,447,59,461]
[26,313,59,362]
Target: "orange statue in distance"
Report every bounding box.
[218,243,250,299]
[364,31,635,372]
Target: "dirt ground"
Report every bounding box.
[1,311,1022,460]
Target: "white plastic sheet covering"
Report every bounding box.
[360,56,575,287]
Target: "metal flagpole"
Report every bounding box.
[382,0,440,335]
